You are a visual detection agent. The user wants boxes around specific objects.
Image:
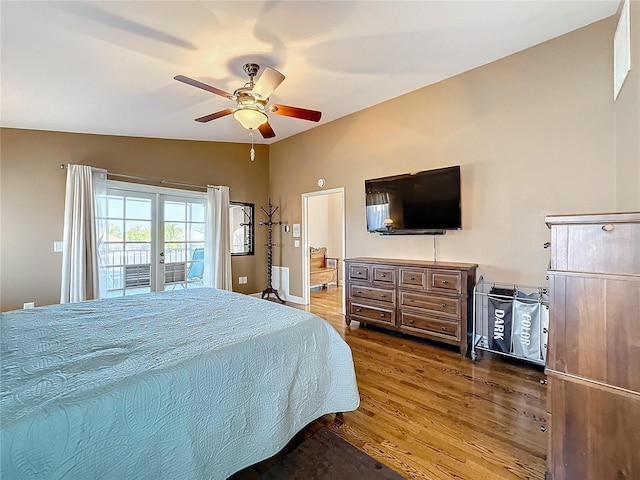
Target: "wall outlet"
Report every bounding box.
[23,302,35,309]
[238,276,248,284]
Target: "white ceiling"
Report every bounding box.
[0,1,618,145]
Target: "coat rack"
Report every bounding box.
[259,197,284,303]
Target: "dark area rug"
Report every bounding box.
[258,428,405,480]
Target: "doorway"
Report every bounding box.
[301,187,345,313]
[103,181,206,296]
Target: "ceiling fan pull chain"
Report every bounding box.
[250,132,256,162]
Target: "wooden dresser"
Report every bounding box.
[545,212,640,480]
[344,257,477,356]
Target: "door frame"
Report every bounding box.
[106,180,206,294]
[301,187,346,313]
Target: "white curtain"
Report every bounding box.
[204,185,232,290]
[60,164,107,303]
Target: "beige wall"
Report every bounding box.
[3,15,632,310]
[615,0,640,210]
[0,128,269,311]
[270,17,618,298]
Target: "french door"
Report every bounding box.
[102,182,206,297]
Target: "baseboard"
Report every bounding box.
[248,291,305,305]
[284,295,305,305]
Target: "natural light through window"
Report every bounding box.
[100,183,206,297]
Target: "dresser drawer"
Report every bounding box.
[350,284,395,304]
[429,270,462,293]
[399,268,427,289]
[350,303,395,325]
[399,311,460,339]
[348,263,371,282]
[373,266,395,284]
[400,291,460,319]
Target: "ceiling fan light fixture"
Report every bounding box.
[233,108,268,130]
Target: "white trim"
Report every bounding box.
[107,180,206,199]
[301,187,346,314]
[614,0,631,100]
[283,295,305,305]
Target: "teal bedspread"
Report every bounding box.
[1,288,360,479]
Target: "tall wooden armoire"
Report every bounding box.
[545,212,640,479]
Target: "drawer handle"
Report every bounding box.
[441,326,446,331]
[356,290,362,294]
[441,280,448,284]
[540,426,547,433]
[409,299,414,303]
[379,313,386,318]
[409,319,414,324]
[380,294,386,298]
[381,274,386,277]
[602,224,614,232]
[355,308,362,312]
[410,276,415,281]
[441,303,446,308]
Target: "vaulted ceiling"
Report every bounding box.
[0,1,619,144]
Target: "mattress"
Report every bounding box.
[0,288,360,479]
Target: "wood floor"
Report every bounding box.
[234,286,548,480]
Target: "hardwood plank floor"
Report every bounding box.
[233,286,547,480]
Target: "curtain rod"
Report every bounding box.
[59,164,216,190]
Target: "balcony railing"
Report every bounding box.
[103,246,204,291]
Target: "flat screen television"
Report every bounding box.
[365,165,461,234]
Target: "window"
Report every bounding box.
[101,182,206,297]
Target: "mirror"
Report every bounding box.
[230,202,254,256]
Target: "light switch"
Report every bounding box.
[54,241,64,252]
[294,240,300,248]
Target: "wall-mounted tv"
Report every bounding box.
[365,165,461,235]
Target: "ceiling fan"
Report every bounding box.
[174,63,322,139]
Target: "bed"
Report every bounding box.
[0,288,360,479]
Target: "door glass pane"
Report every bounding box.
[162,198,206,291]
[105,266,124,296]
[103,190,153,298]
[106,243,125,266]
[103,185,205,297]
[164,222,185,246]
[125,220,151,243]
[188,224,205,242]
[125,243,151,265]
[165,201,186,222]
[107,220,124,242]
[189,203,205,223]
[108,196,123,218]
[126,197,151,219]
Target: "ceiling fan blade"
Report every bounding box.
[269,104,321,122]
[258,121,276,138]
[252,67,285,100]
[174,75,233,99]
[195,108,235,123]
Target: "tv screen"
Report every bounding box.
[365,166,461,234]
